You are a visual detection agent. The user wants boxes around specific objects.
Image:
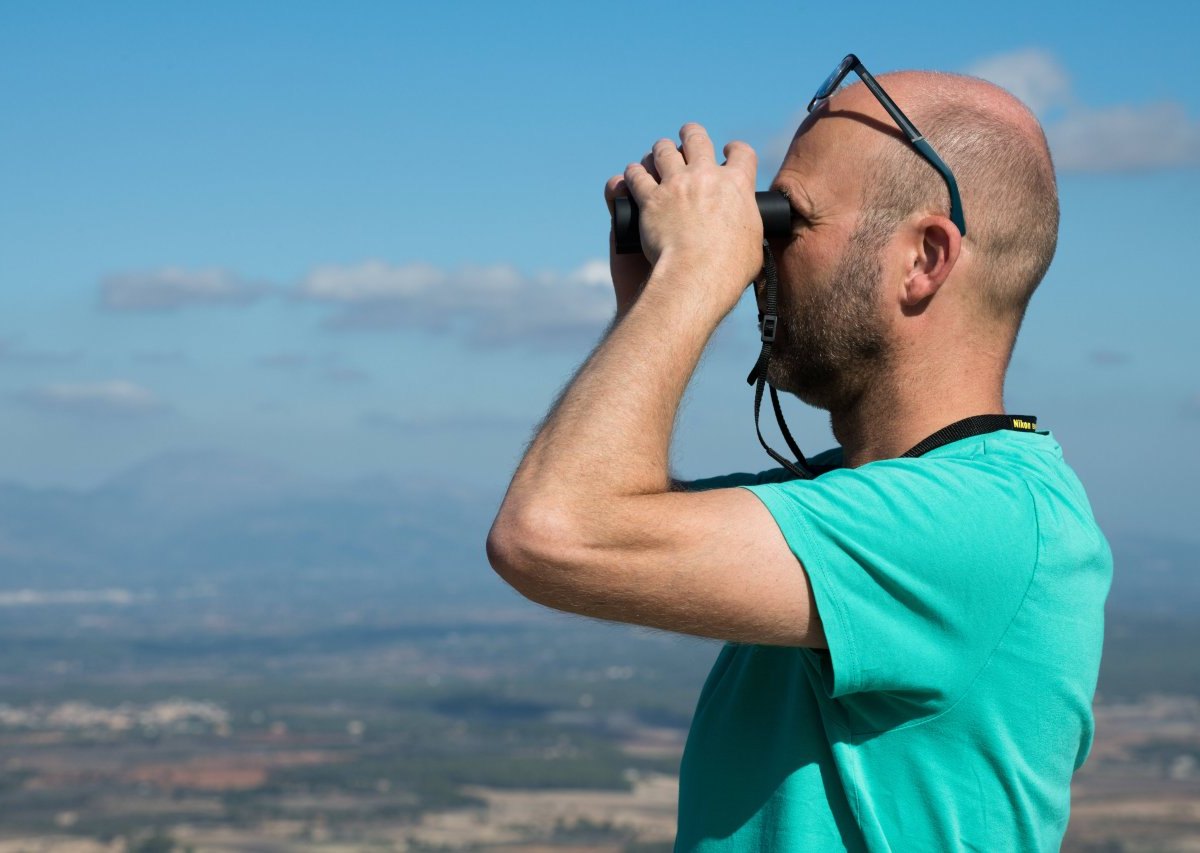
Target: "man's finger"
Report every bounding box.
[604,174,628,217]
[722,140,757,181]
[623,162,658,203]
[679,122,716,165]
[639,150,662,183]
[652,137,685,178]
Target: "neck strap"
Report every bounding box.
[747,241,1038,478]
[899,414,1038,458]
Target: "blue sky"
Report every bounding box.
[1,1,1197,544]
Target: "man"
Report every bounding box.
[486,59,1111,852]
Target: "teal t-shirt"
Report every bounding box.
[674,429,1112,852]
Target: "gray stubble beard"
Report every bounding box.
[765,221,894,414]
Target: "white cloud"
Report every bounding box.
[965,48,1072,114]
[296,259,615,348]
[1046,101,1200,172]
[0,588,145,607]
[100,267,270,311]
[17,380,168,418]
[966,49,1200,172]
[95,258,622,349]
[301,261,447,302]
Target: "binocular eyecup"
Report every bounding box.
[611,190,792,255]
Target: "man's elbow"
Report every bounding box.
[485,512,530,586]
[486,503,582,604]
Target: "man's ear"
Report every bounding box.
[902,215,962,307]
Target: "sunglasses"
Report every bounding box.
[809,54,967,236]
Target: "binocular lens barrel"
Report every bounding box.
[612,190,792,255]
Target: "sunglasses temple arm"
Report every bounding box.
[911,138,967,235]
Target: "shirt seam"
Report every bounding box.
[741,484,862,698]
[851,476,1043,737]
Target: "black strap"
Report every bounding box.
[770,385,806,464]
[747,241,818,480]
[900,414,1038,458]
[747,241,1038,478]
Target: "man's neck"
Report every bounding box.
[832,365,1006,469]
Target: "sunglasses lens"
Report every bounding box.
[809,56,855,112]
[814,70,838,100]
[816,56,854,100]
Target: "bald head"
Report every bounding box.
[833,71,1060,341]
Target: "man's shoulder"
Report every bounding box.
[745,429,1108,576]
[805,430,1066,492]
[740,434,1049,554]
[687,430,1078,515]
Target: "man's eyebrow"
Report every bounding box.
[771,183,807,211]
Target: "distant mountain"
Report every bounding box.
[0,449,507,604]
[95,448,304,518]
[0,449,1196,618]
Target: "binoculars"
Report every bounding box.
[611,190,792,254]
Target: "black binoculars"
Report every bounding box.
[611,190,792,255]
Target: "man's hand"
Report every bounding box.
[621,122,763,315]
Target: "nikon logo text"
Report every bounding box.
[1011,418,1035,430]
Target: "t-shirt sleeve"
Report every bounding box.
[740,457,1039,712]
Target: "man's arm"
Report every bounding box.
[486,124,826,648]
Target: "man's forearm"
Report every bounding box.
[501,258,730,520]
